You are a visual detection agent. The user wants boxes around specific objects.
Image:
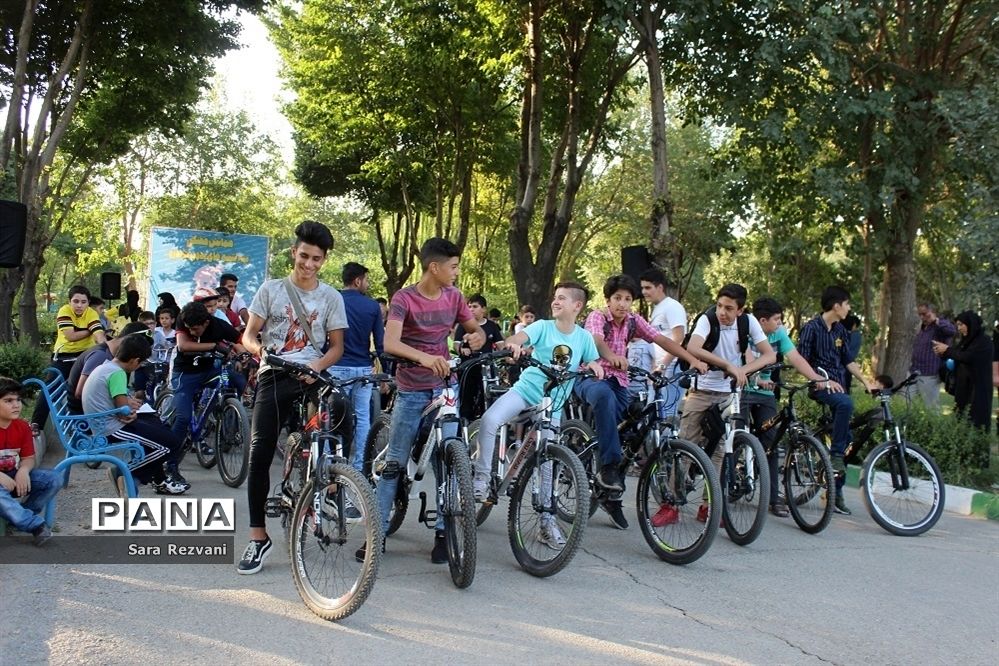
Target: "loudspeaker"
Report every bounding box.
[621,245,650,282]
[0,199,28,268]
[101,272,122,301]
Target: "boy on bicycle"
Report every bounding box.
[575,274,706,530]
[368,238,486,565]
[680,283,776,523]
[797,286,873,515]
[237,221,349,575]
[745,297,840,517]
[473,282,604,547]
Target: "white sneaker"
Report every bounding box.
[539,522,566,550]
[473,475,489,501]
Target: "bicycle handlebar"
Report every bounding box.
[627,365,699,388]
[263,351,390,388]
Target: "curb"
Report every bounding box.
[845,464,999,521]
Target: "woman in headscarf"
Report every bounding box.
[157,292,180,319]
[933,310,993,433]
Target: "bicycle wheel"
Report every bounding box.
[289,467,381,621]
[722,431,770,546]
[441,437,477,588]
[784,433,834,534]
[194,420,218,469]
[282,432,309,504]
[637,437,720,565]
[558,419,599,518]
[508,443,589,577]
[861,440,944,536]
[216,397,250,488]
[154,389,176,425]
[364,414,408,536]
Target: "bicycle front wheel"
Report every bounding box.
[364,414,407,535]
[508,443,589,577]
[722,431,770,546]
[289,466,382,621]
[441,437,477,588]
[217,397,250,487]
[558,419,599,518]
[861,441,944,536]
[784,433,834,534]
[637,438,720,565]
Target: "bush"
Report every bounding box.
[0,343,49,392]
[796,389,994,489]
[36,311,58,346]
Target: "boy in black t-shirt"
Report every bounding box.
[453,293,504,421]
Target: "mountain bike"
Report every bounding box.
[701,378,770,546]
[259,353,383,621]
[565,367,722,565]
[363,354,479,588]
[465,348,591,577]
[750,364,835,534]
[155,351,251,487]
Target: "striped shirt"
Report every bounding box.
[585,309,659,389]
[797,315,855,386]
[911,319,956,376]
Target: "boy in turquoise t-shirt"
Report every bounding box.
[746,297,840,517]
[474,282,604,547]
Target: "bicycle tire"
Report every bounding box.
[558,419,600,518]
[508,443,589,577]
[282,432,309,504]
[154,389,175,425]
[363,414,408,536]
[722,431,770,546]
[636,437,720,565]
[442,437,477,588]
[861,440,944,536]
[784,433,834,534]
[216,397,250,488]
[289,467,382,621]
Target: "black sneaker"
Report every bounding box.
[237,537,273,575]
[602,501,629,530]
[595,464,625,493]
[165,464,188,485]
[32,524,53,546]
[430,529,448,564]
[833,495,852,515]
[354,539,385,563]
[343,496,363,523]
[154,477,190,495]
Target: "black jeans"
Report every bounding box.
[743,392,780,505]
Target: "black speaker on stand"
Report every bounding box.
[101,272,122,301]
[0,200,28,268]
[621,245,650,282]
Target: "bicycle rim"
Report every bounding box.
[217,398,250,487]
[442,438,477,588]
[508,444,589,577]
[637,440,720,565]
[784,434,834,534]
[289,469,382,621]
[861,441,944,536]
[722,432,769,546]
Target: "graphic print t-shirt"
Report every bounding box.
[249,278,349,374]
[0,419,34,476]
[389,285,472,391]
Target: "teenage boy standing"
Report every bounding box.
[798,285,873,515]
[639,268,688,417]
[237,221,349,575]
[368,238,485,564]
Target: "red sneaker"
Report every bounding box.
[651,504,679,527]
[696,504,710,523]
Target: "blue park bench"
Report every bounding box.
[23,367,146,526]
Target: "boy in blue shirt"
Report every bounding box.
[474,282,604,548]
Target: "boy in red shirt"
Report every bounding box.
[0,377,63,544]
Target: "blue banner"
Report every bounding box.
[147,227,270,310]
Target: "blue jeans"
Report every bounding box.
[375,388,457,534]
[658,360,686,419]
[573,377,632,466]
[170,369,212,441]
[0,469,64,532]
[328,366,373,472]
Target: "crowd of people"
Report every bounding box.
[2,221,997,557]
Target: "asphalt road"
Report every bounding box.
[2,455,997,665]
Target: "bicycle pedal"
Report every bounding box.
[264,497,284,518]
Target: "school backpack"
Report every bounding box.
[678,306,750,371]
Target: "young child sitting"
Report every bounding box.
[0,377,63,545]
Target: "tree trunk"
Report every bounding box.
[882,237,917,383]
[0,269,23,343]
[873,274,890,375]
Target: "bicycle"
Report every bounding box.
[465,348,592,577]
[566,366,722,565]
[750,363,835,534]
[700,376,771,546]
[155,351,251,488]
[259,352,383,621]
[363,354,479,588]
[851,373,944,536]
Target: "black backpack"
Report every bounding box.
[678,307,750,371]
